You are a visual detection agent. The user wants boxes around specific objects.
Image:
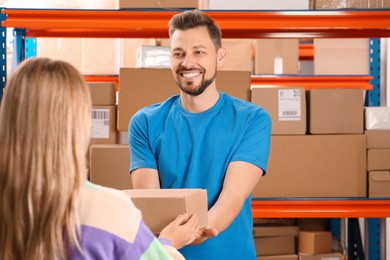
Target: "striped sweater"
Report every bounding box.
[69,181,184,260]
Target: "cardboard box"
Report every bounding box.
[366,130,390,149]
[297,219,328,232]
[365,106,390,130]
[315,0,368,8]
[117,68,251,131]
[82,38,120,75]
[255,236,296,256]
[136,46,170,68]
[90,106,117,144]
[298,231,332,254]
[37,38,83,73]
[121,38,157,68]
[298,252,342,260]
[308,89,364,134]
[367,149,390,171]
[89,144,132,190]
[258,255,298,260]
[314,38,369,75]
[220,39,253,72]
[119,0,208,8]
[252,135,367,198]
[253,225,299,237]
[123,189,208,234]
[88,82,116,106]
[368,171,390,198]
[254,39,299,75]
[251,87,306,135]
[209,0,309,9]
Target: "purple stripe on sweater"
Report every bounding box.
[158,238,173,247]
[69,220,157,260]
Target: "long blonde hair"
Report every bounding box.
[0,58,91,259]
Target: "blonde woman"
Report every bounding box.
[0,57,199,260]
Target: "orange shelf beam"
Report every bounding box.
[251,75,373,90]
[84,75,119,90]
[2,9,390,38]
[299,43,314,60]
[82,75,373,90]
[252,200,390,218]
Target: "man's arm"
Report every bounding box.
[193,161,262,244]
[131,168,161,189]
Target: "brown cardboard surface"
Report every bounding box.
[314,38,369,75]
[88,82,116,106]
[89,144,132,190]
[254,39,299,75]
[367,149,390,171]
[297,219,328,232]
[252,135,366,198]
[315,0,368,8]
[368,171,390,198]
[220,39,253,72]
[121,38,157,68]
[366,130,390,149]
[258,254,298,260]
[90,106,117,145]
[298,252,342,260]
[82,38,120,75]
[251,87,306,135]
[37,38,83,72]
[119,0,208,8]
[255,235,296,256]
[117,68,251,131]
[253,225,299,237]
[123,189,208,234]
[308,89,364,134]
[298,231,332,254]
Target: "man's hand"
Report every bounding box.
[191,226,219,245]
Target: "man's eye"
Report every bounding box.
[173,53,183,57]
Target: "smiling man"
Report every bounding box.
[128,10,272,260]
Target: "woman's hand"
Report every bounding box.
[159,213,200,249]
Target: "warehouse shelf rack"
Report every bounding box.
[2,8,390,38]
[251,199,390,218]
[1,7,389,259]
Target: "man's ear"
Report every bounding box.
[217,47,226,69]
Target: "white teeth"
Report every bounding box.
[182,72,200,78]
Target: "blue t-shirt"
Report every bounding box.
[129,91,271,260]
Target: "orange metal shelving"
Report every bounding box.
[252,200,390,218]
[251,75,373,90]
[2,9,390,38]
[3,8,390,218]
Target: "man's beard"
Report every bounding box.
[176,69,217,96]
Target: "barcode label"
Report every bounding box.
[92,110,109,120]
[278,89,301,121]
[282,111,298,116]
[91,109,110,138]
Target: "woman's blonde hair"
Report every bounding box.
[0,57,91,259]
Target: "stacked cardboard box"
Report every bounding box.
[365,108,390,197]
[298,231,342,260]
[89,144,132,190]
[253,225,298,257]
[251,87,366,198]
[88,82,118,145]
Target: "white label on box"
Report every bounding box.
[91,109,110,138]
[278,89,301,121]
